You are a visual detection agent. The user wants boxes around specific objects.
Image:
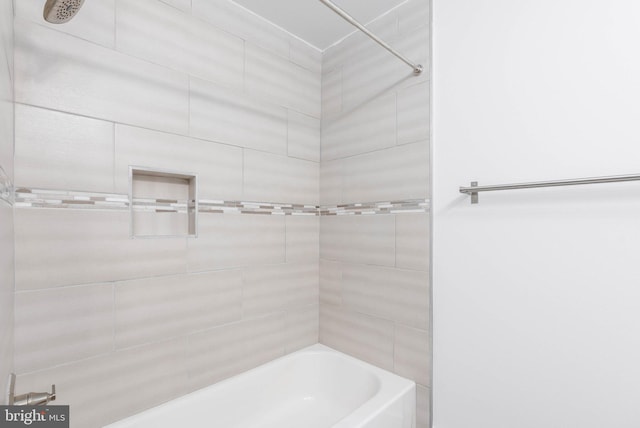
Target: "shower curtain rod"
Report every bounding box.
[460,173,640,204]
[318,0,423,74]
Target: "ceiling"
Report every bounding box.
[232,0,408,51]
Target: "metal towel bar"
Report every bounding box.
[459,173,640,204]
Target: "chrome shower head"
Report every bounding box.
[43,0,86,24]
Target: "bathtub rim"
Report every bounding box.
[105,343,416,428]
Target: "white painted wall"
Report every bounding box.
[432,1,640,427]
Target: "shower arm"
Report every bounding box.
[317,0,423,74]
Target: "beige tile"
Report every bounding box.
[319,158,344,205]
[341,28,429,113]
[395,324,431,386]
[15,20,189,134]
[14,209,187,290]
[288,110,320,162]
[14,284,114,374]
[115,270,242,349]
[416,384,431,428]
[342,264,429,329]
[186,313,285,391]
[242,262,319,318]
[15,0,115,48]
[319,259,342,305]
[185,320,247,391]
[16,338,188,428]
[243,149,319,205]
[321,67,342,120]
[131,211,189,238]
[343,141,430,202]
[320,303,395,371]
[192,0,290,59]
[320,215,395,266]
[115,124,243,199]
[159,0,191,12]
[15,104,114,192]
[187,214,285,272]
[189,77,287,155]
[0,99,13,181]
[243,313,287,369]
[0,203,13,398]
[116,0,243,90]
[289,38,322,74]
[396,213,431,271]
[322,92,396,161]
[285,215,319,263]
[398,0,430,35]
[397,81,430,145]
[284,304,319,353]
[245,43,321,118]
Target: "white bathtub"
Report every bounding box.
[105,344,415,428]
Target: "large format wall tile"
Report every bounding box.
[319,259,342,306]
[0,203,14,398]
[321,68,342,120]
[0,0,13,182]
[192,0,290,59]
[116,0,243,90]
[284,304,319,352]
[340,29,429,113]
[159,0,191,12]
[394,324,431,387]
[396,213,430,271]
[245,43,321,118]
[320,303,394,371]
[115,270,243,349]
[15,0,116,48]
[190,78,287,155]
[15,104,115,192]
[187,214,285,272]
[342,264,429,329]
[242,262,319,318]
[321,92,396,161]
[319,2,430,423]
[115,125,243,198]
[417,385,431,428]
[15,209,187,290]
[342,141,430,202]
[243,150,319,205]
[285,216,319,263]
[16,338,188,428]
[397,81,430,145]
[320,215,395,266]
[289,38,322,74]
[0,99,12,181]
[319,158,344,205]
[186,313,285,391]
[398,0,430,35]
[288,110,320,162]
[14,284,114,374]
[15,20,189,134]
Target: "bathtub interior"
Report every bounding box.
[105,344,414,428]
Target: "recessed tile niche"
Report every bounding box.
[129,167,198,238]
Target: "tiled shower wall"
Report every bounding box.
[0,0,14,400]
[319,1,431,427]
[12,0,320,426]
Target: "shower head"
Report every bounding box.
[43,0,86,24]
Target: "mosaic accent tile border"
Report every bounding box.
[0,166,14,206]
[14,188,430,215]
[15,188,129,210]
[321,199,430,216]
